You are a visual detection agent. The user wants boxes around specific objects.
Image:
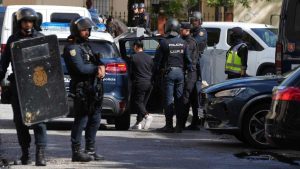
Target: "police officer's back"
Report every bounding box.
[155,18,192,133]
[0,7,47,166]
[63,16,105,162]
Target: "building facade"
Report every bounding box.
[234,0,281,26]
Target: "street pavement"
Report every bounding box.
[0,104,300,169]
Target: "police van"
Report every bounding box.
[276,0,300,74]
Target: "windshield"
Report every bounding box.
[251,28,278,47]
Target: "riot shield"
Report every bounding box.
[11,35,68,126]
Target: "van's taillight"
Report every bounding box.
[272,87,300,101]
[275,42,283,75]
[0,44,6,55]
[106,63,127,74]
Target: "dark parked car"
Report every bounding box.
[41,25,130,130]
[202,75,287,148]
[266,67,300,148]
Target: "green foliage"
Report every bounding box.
[162,0,198,19]
[207,0,271,7]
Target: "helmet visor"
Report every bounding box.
[75,17,97,31]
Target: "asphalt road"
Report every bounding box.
[0,104,300,169]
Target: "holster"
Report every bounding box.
[73,81,90,115]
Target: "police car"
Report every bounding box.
[41,23,130,130]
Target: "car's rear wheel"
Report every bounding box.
[242,103,270,148]
[115,110,130,130]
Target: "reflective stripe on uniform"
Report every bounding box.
[225,43,245,74]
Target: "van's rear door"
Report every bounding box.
[279,0,300,74]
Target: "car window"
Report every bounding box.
[125,39,159,58]
[51,13,80,23]
[285,0,300,41]
[251,28,278,47]
[227,29,264,51]
[59,40,120,58]
[205,28,221,47]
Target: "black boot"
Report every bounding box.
[36,146,46,166]
[175,120,183,133]
[18,147,32,165]
[156,118,174,133]
[72,145,93,162]
[85,145,104,161]
[186,117,200,130]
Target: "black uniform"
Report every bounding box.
[138,12,150,28]
[182,34,201,128]
[130,51,153,122]
[132,13,140,27]
[63,37,104,161]
[191,25,207,124]
[0,30,47,163]
[155,33,192,132]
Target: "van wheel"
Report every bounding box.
[115,110,130,130]
[260,67,275,76]
[242,103,270,148]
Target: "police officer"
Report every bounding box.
[191,11,207,54]
[131,3,140,27]
[0,7,47,166]
[190,11,207,126]
[138,3,150,28]
[130,40,154,130]
[63,16,106,162]
[155,18,192,133]
[180,22,201,130]
[225,27,248,79]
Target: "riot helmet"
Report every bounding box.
[15,7,41,31]
[165,18,180,36]
[138,3,145,9]
[132,3,138,10]
[70,16,97,38]
[231,27,244,40]
[192,11,202,21]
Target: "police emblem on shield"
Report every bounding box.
[11,35,69,125]
[33,66,48,87]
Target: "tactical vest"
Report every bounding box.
[165,38,185,68]
[225,43,246,74]
[192,27,207,53]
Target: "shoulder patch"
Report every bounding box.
[70,49,76,57]
[199,31,204,36]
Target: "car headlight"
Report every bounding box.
[214,88,246,98]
